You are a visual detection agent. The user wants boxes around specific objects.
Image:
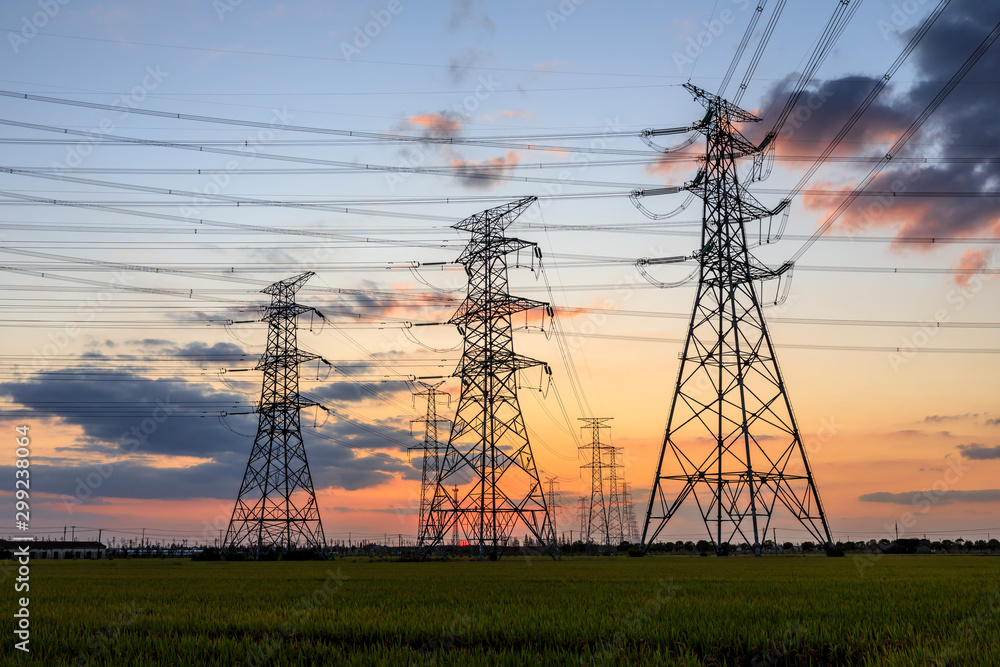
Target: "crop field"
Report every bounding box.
[2,554,999,666]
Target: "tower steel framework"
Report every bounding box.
[641,84,833,556]
[225,272,327,558]
[419,197,558,559]
[411,381,449,543]
[579,417,612,547]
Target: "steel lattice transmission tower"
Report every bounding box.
[410,381,450,543]
[605,444,626,547]
[419,197,558,560]
[545,476,560,544]
[225,272,328,558]
[579,417,612,548]
[622,482,640,544]
[641,83,833,556]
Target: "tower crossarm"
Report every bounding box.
[684,82,760,123]
[452,196,537,234]
[448,294,548,325]
[454,350,546,378]
[254,350,324,370]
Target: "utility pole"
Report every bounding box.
[411,381,450,547]
[640,83,834,557]
[225,272,329,559]
[420,197,558,560]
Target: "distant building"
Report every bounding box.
[0,540,105,559]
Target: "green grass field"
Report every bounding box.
[3,554,999,666]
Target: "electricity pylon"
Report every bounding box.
[622,482,640,544]
[410,381,449,543]
[419,197,558,560]
[641,83,833,556]
[545,476,560,542]
[225,272,329,558]
[605,444,626,547]
[579,417,612,548]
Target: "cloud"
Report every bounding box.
[0,365,421,498]
[751,0,1000,254]
[310,380,410,404]
[957,443,1000,460]
[645,151,700,183]
[450,150,521,188]
[954,249,994,287]
[448,0,495,35]
[0,371,253,458]
[924,413,979,422]
[407,112,463,137]
[483,109,535,122]
[534,59,567,73]
[988,418,1000,426]
[448,47,494,84]
[860,489,1000,505]
[887,429,925,437]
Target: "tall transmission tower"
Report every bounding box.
[545,476,560,544]
[641,83,833,556]
[622,482,640,544]
[605,444,626,547]
[579,417,612,548]
[225,272,329,558]
[410,381,450,543]
[420,197,558,560]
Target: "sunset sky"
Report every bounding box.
[1,0,998,549]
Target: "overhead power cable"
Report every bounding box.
[733,0,788,105]
[718,0,769,98]
[785,0,951,200]
[0,90,652,155]
[789,16,1000,263]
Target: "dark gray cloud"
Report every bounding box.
[0,371,253,457]
[448,47,494,84]
[448,0,495,35]
[860,489,1000,504]
[986,418,1000,426]
[925,413,979,423]
[957,443,1000,460]
[0,364,421,500]
[310,379,410,404]
[752,0,1000,243]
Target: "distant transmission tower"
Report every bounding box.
[579,417,612,548]
[622,482,640,544]
[420,197,558,560]
[605,444,626,547]
[545,476,560,543]
[410,381,450,543]
[641,83,833,556]
[225,272,328,558]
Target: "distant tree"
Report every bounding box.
[695,540,713,554]
[782,542,794,551]
[801,541,816,552]
[988,539,1000,551]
